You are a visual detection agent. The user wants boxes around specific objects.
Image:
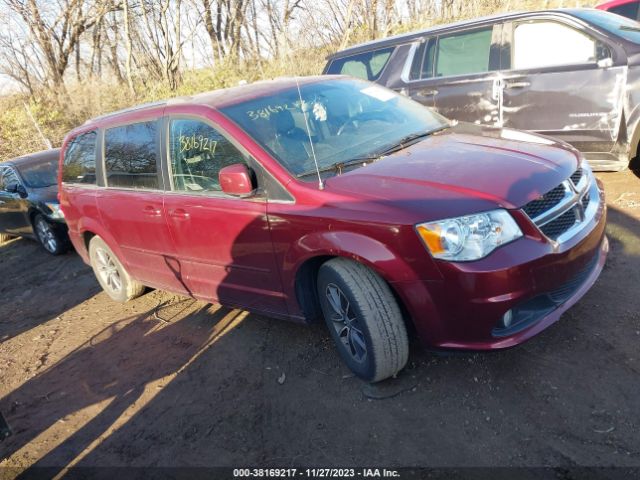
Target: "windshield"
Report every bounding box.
[573,9,640,43]
[17,159,58,188]
[219,78,449,178]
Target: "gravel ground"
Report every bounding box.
[0,171,639,476]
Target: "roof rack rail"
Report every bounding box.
[83,100,168,125]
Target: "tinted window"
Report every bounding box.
[513,21,601,70]
[435,27,493,77]
[169,119,249,193]
[105,122,159,190]
[573,9,640,43]
[326,47,394,81]
[63,131,97,184]
[19,159,58,188]
[609,2,639,20]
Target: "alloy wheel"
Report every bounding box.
[325,283,367,363]
[35,217,58,253]
[95,247,123,293]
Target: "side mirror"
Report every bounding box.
[6,183,27,198]
[219,164,257,197]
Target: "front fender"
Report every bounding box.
[281,229,442,319]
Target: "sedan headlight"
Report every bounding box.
[45,202,65,219]
[416,209,522,261]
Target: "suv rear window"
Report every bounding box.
[105,121,159,190]
[62,131,97,184]
[326,47,394,81]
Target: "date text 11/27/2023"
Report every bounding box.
[233,468,400,478]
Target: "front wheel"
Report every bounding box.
[317,258,409,383]
[33,214,67,255]
[89,236,145,303]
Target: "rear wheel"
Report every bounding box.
[33,214,67,255]
[317,258,409,383]
[89,236,145,302]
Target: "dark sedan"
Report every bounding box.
[0,149,69,255]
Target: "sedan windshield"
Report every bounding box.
[573,9,640,43]
[18,160,58,188]
[220,78,449,178]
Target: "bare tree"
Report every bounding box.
[3,0,122,88]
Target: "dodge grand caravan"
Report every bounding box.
[59,77,607,382]
[324,8,640,172]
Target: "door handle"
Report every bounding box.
[143,205,162,217]
[169,208,190,220]
[504,81,531,89]
[418,89,438,96]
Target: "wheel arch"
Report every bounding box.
[288,231,429,326]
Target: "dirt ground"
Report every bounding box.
[0,171,639,475]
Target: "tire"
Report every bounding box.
[89,236,145,303]
[33,214,67,255]
[0,233,12,244]
[317,258,409,383]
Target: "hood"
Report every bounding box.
[26,184,59,203]
[324,123,580,221]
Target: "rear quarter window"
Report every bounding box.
[104,121,159,190]
[326,47,395,81]
[62,131,97,184]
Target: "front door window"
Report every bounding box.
[169,118,250,194]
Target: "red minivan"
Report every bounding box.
[59,77,607,382]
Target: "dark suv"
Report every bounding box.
[0,149,69,255]
[324,8,640,172]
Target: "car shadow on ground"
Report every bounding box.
[0,299,245,475]
[0,238,99,343]
[2,205,639,472]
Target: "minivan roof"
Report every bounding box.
[326,8,594,60]
[81,76,329,129]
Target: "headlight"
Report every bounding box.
[45,202,65,219]
[416,209,522,261]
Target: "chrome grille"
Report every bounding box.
[570,167,583,186]
[540,209,577,239]
[522,165,597,243]
[522,184,566,218]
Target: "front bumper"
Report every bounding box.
[395,179,608,350]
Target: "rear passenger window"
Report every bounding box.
[105,121,159,190]
[435,27,493,77]
[513,22,601,70]
[326,47,394,81]
[169,119,249,194]
[62,131,97,184]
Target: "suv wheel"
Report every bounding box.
[317,258,409,383]
[33,214,66,255]
[89,236,145,302]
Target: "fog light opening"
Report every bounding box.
[501,310,514,329]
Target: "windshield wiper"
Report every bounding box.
[297,157,375,178]
[374,124,451,157]
[620,25,640,32]
[296,124,451,179]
